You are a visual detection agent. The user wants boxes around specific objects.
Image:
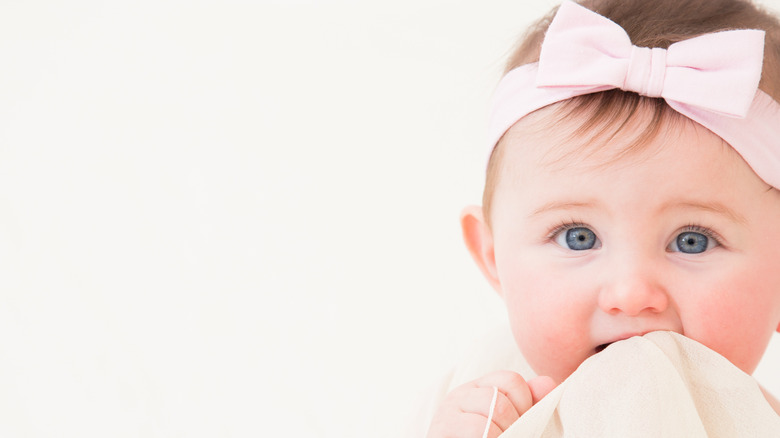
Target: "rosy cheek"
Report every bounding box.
[688,287,770,373]
[503,275,592,379]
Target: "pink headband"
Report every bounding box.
[488,0,780,189]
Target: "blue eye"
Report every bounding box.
[673,231,709,254]
[554,226,600,250]
[668,227,720,254]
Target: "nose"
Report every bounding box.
[597,257,669,316]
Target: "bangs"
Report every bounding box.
[483,91,690,224]
[540,91,689,171]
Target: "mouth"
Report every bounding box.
[594,330,677,354]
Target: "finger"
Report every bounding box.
[454,386,519,431]
[461,412,503,438]
[480,414,504,438]
[427,411,503,438]
[528,375,558,404]
[470,370,535,416]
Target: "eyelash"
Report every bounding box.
[678,224,724,247]
[544,221,724,247]
[545,220,589,242]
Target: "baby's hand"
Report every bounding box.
[426,371,556,438]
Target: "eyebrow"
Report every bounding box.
[529,199,747,224]
[659,200,748,224]
[529,200,599,218]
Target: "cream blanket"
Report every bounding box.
[501,331,780,437]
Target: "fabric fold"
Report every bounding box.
[501,331,780,437]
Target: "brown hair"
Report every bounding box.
[482,0,780,224]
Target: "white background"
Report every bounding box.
[1,0,779,437]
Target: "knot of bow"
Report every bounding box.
[536,1,765,118]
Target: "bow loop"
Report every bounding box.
[535,1,765,118]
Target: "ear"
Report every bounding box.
[460,205,503,296]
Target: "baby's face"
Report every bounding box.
[487,107,780,383]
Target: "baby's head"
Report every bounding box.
[461,0,780,383]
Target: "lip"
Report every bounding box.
[594,330,666,353]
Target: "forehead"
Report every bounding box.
[496,103,729,185]
[490,102,767,215]
[500,102,677,172]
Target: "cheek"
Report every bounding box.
[501,268,577,332]
[500,268,595,380]
[682,268,780,374]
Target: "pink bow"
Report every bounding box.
[536,1,765,118]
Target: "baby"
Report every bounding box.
[427,0,780,437]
